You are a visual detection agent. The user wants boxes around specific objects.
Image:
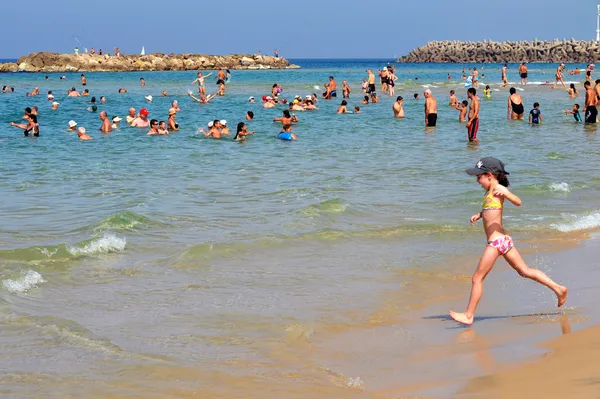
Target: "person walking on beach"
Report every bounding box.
[467,87,480,142]
[424,89,437,127]
[584,81,599,123]
[518,62,528,85]
[501,64,508,87]
[507,87,524,120]
[553,63,567,90]
[450,158,567,326]
[393,96,404,118]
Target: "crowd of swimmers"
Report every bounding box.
[4,61,600,142]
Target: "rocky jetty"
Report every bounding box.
[0,52,299,73]
[397,40,600,63]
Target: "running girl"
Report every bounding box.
[450,158,567,325]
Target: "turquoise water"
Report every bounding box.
[1,60,599,397]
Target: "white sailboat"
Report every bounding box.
[140,46,146,56]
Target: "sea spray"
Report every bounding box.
[2,270,45,293]
[67,233,126,256]
[551,212,600,232]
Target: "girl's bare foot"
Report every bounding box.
[449,310,474,325]
[557,286,568,307]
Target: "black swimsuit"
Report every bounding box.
[511,100,524,115]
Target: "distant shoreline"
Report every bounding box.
[0,52,300,73]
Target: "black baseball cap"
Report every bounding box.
[466,157,509,176]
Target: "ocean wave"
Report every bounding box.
[2,270,45,293]
[67,234,126,256]
[298,198,348,216]
[520,182,573,193]
[548,182,571,192]
[91,211,159,232]
[551,212,600,232]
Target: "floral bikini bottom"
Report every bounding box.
[488,234,514,255]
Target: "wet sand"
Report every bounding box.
[462,323,600,399]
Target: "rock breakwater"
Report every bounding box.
[0,52,299,73]
[397,40,600,63]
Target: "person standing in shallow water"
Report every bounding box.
[450,158,567,326]
[518,62,528,85]
[424,89,437,127]
[393,96,404,118]
[467,87,480,142]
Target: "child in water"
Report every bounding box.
[564,104,582,122]
[455,100,468,122]
[278,124,297,141]
[483,85,491,99]
[450,158,567,325]
[529,102,542,124]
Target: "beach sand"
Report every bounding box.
[461,323,600,399]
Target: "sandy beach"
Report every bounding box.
[462,324,600,399]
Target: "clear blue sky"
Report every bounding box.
[1,0,599,59]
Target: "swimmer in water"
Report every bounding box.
[158,121,169,134]
[353,106,360,114]
[568,83,578,98]
[188,92,217,104]
[449,158,567,325]
[273,109,299,124]
[483,85,491,99]
[507,87,524,120]
[337,100,349,114]
[455,100,469,122]
[200,120,221,139]
[278,124,297,140]
[10,113,39,136]
[361,95,369,104]
[233,122,254,141]
[192,72,213,96]
[449,90,458,107]
[342,80,351,98]
[393,96,404,118]
[168,108,179,131]
[564,103,582,122]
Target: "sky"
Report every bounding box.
[1,0,599,59]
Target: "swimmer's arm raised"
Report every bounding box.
[187,93,201,102]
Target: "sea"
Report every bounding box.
[1,59,599,398]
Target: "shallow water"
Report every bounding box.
[1,60,599,397]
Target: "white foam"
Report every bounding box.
[421,84,439,88]
[551,212,600,232]
[548,182,571,192]
[67,233,126,256]
[2,270,45,293]
[39,248,57,257]
[347,376,364,389]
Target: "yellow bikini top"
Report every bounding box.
[482,190,503,210]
